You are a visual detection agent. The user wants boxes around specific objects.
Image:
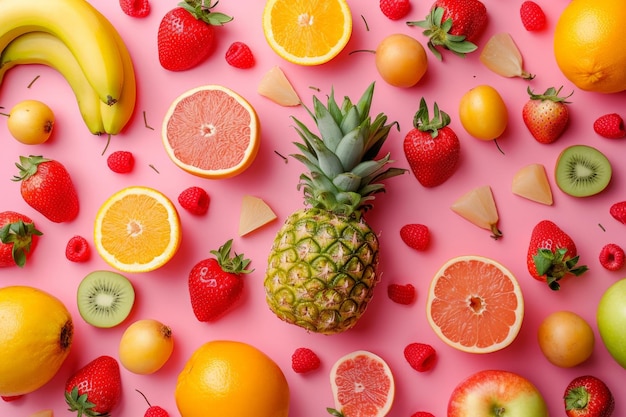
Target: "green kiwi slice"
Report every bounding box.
[77,270,135,328]
[555,144,612,197]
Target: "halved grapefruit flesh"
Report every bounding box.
[426,255,524,354]
[329,350,395,417]
[162,85,260,179]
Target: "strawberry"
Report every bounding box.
[120,0,150,17]
[609,201,626,224]
[520,1,546,31]
[157,0,232,71]
[0,211,42,267]
[137,390,170,417]
[225,42,255,69]
[522,86,572,144]
[400,223,431,251]
[12,155,79,223]
[404,342,437,372]
[380,0,411,21]
[291,347,321,374]
[407,0,487,59]
[188,239,253,321]
[593,113,626,139]
[65,235,90,263]
[599,243,625,271]
[564,375,614,417]
[411,412,435,417]
[178,186,210,215]
[65,355,122,417]
[107,150,134,173]
[527,220,588,290]
[387,283,416,305]
[403,98,460,187]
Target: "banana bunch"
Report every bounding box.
[0,0,136,135]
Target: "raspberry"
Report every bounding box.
[379,0,411,21]
[387,283,416,305]
[66,235,90,262]
[119,0,150,18]
[178,186,210,215]
[400,224,430,251]
[410,413,435,417]
[520,1,546,31]
[610,201,626,224]
[291,347,321,373]
[599,243,625,271]
[593,113,626,139]
[225,42,255,69]
[107,150,134,173]
[404,342,437,372]
[145,406,170,417]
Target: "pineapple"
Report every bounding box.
[264,83,406,334]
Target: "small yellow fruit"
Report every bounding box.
[6,100,55,145]
[375,33,428,88]
[458,85,508,140]
[538,310,594,368]
[118,319,174,374]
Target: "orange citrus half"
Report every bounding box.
[94,186,181,273]
[262,0,352,66]
[426,255,524,354]
[329,350,395,417]
[162,85,260,179]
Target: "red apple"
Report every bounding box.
[448,369,549,417]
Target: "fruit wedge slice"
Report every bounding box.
[239,195,277,236]
[480,32,533,79]
[512,163,553,205]
[451,185,502,238]
[258,66,301,106]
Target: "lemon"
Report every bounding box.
[0,286,73,396]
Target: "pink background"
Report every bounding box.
[1,0,625,416]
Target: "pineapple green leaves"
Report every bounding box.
[290,83,406,217]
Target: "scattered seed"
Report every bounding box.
[149,164,160,174]
[101,134,112,155]
[599,223,606,232]
[143,110,154,130]
[27,75,40,88]
[274,150,288,163]
[309,86,321,92]
[361,15,370,31]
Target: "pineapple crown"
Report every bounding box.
[290,82,406,218]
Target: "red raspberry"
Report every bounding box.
[610,201,626,224]
[599,243,625,271]
[520,1,546,31]
[145,406,170,417]
[107,151,134,173]
[387,283,416,305]
[379,0,411,21]
[66,235,90,262]
[291,347,321,374]
[119,0,150,17]
[178,186,210,215]
[404,342,437,372]
[410,413,435,417]
[225,42,255,69]
[593,113,626,139]
[400,224,430,251]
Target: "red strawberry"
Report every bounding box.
[522,86,572,144]
[527,220,588,290]
[65,355,122,417]
[564,375,614,417]
[65,235,90,263]
[400,223,431,251]
[107,150,134,173]
[407,0,487,59]
[609,201,626,224]
[411,412,435,417]
[380,0,411,21]
[0,211,42,267]
[387,283,416,305]
[520,1,546,31]
[188,239,252,321]
[157,0,232,71]
[403,98,460,187]
[291,347,321,374]
[120,0,150,17]
[599,243,625,271]
[12,155,79,223]
[137,390,170,417]
[404,342,437,372]
[593,113,626,139]
[178,186,210,215]
[225,42,255,69]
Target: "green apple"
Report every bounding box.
[597,277,626,368]
[448,369,548,417]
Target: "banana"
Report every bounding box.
[0,32,106,135]
[0,0,124,105]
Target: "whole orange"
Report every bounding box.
[554,0,626,93]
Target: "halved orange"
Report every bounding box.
[426,255,524,354]
[262,0,352,66]
[94,186,181,273]
[162,85,260,179]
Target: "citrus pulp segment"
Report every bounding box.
[329,350,395,417]
[162,85,260,179]
[94,186,181,273]
[262,0,352,66]
[426,255,524,353]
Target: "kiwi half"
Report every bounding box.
[555,145,612,197]
[77,270,135,328]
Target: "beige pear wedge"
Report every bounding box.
[28,410,54,417]
[239,195,277,236]
[257,66,301,106]
[512,163,553,205]
[451,185,502,238]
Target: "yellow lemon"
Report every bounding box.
[459,85,508,141]
[0,286,73,396]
